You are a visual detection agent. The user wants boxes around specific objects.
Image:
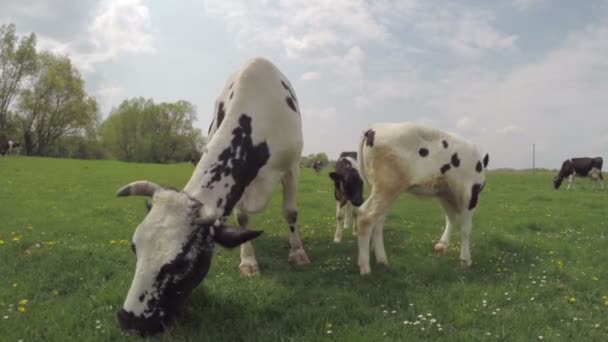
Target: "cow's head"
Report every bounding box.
[115,181,261,335]
[553,176,563,189]
[329,168,364,207]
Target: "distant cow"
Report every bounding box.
[312,160,325,173]
[355,123,489,275]
[329,151,364,242]
[0,140,21,156]
[553,157,604,190]
[115,57,308,335]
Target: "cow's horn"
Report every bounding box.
[116,181,163,197]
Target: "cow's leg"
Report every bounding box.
[344,202,353,230]
[459,210,474,267]
[567,174,574,190]
[371,214,388,265]
[601,172,605,190]
[356,190,397,275]
[282,166,310,266]
[434,199,459,256]
[334,201,345,243]
[350,203,359,236]
[236,210,260,277]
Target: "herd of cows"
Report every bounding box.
[0,57,604,335]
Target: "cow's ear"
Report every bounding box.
[213,226,263,248]
[329,172,342,182]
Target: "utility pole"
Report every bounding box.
[532,143,536,172]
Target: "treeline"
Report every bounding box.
[0,23,202,163]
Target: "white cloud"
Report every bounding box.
[96,86,126,114]
[512,0,546,11]
[497,125,522,135]
[302,106,338,120]
[34,0,155,72]
[412,7,518,58]
[301,71,321,81]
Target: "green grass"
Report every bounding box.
[1,156,607,341]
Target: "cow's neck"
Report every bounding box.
[183,114,270,220]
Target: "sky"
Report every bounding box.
[2,0,608,169]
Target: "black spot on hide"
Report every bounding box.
[442,140,448,148]
[476,161,483,172]
[419,148,429,157]
[440,164,451,174]
[216,102,225,129]
[286,97,297,112]
[364,129,375,147]
[229,82,234,90]
[468,183,483,210]
[204,114,270,217]
[483,154,490,168]
[451,153,460,167]
[229,91,234,100]
[281,80,297,101]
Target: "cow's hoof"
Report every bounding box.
[359,264,371,276]
[239,264,260,277]
[460,258,472,267]
[289,249,310,266]
[433,242,447,256]
[376,255,388,265]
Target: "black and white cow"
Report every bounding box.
[0,140,20,156]
[329,151,364,242]
[312,159,324,173]
[115,57,309,335]
[355,123,489,275]
[553,157,604,190]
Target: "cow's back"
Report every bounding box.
[361,122,486,192]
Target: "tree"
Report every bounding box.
[0,23,37,136]
[17,52,98,155]
[99,98,201,163]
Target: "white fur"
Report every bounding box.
[355,122,487,275]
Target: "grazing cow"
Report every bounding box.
[0,140,20,156]
[115,57,308,335]
[312,159,324,173]
[355,123,489,275]
[553,157,604,190]
[329,151,364,242]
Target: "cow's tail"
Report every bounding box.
[358,130,370,186]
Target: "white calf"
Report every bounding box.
[355,123,489,275]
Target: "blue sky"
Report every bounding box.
[2,0,608,168]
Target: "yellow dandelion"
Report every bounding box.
[12,283,17,288]
[0,240,4,245]
[46,241,57,246]
[11,232,16,235]
[109,240,117,245]
[326,323,333,329]
[548,250,554,255]
[52,290,59,296]
[603,296,607,300]
[557,260,564,269]
[18,307,25,313]
[119,239,129,245]
[27,226,33,230]
[12,237,20,242]
[568,297,576,303]
[18,299,28,306]
[604,299,608,306]
[592,277,599,281]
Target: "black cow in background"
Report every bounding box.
[328,151,364,242]
[553,157,604,190]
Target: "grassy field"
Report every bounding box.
[1,156,607,341]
